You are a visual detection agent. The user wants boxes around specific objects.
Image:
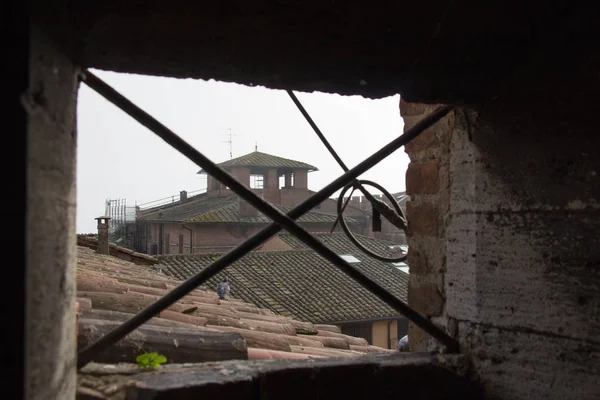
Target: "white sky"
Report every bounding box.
[76,69,409,233]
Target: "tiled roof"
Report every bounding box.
[76,246,394,366]
[198,151,318,173]
[279,232,403,258]
[138,194,357,224]
[158,233,409,324]
[77,234,158,266]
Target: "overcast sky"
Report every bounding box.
[76,69,409,233]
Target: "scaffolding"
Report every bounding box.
[104,198,137,247]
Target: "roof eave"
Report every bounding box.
[199,166,317,174]
[320,315,408,325]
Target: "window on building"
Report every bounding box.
[341,322,373,344]
[250,174,264,189]
[278,172,294,189]
[392,261,409,274]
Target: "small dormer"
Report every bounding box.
[198,151,318,201]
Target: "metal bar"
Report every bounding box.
[287,90,407,232]
[330,186,356,233]
[286,90,350,171]
[78,70,457,367]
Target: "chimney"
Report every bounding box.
[95,216,111,254]
[180,190,188,202]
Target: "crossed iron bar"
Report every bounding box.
[77,70,458,369]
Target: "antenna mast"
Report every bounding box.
[220,128,238,159]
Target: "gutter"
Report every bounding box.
[387,319,393,350]
[321,315,402,325]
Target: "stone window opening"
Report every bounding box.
[73,70,460,399]
[279,172,295,188]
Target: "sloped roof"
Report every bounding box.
[158,233,409,324]
[279,232,402,258]
[198,151,318,174]
[137,194,357,224]
[77,234,158,266]
[76,246,395,365]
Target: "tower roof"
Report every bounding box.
[198,151,318,174]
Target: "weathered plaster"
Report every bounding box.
[25,25,79,399]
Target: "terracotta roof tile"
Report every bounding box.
[77,234,158,266]
[76,245,393,366]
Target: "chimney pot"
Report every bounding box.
[95,216,111,254]
[180,190,188,202]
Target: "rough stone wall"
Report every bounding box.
[401,99,455,351]
[401,95,600,399]
[25,24,79,399]
[447,105,600,400]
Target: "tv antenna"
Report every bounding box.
[220,128,238,159]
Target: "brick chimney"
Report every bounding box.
[180,190,187,202]
[95,216,111,254]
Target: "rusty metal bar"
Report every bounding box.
[287,90,408,233]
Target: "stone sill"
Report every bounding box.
[78,353,480,399]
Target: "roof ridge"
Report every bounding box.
[157,248,315,261]
[281,231,399,243]
[273,205,359,223]
[138,194,237,220]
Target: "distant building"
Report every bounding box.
[132,151,377,255]
[345,191,409,244]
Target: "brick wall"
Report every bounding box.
[294,169,308,189]
[147,222,348,255]
[400,98,455,351]
[402,94,600,399]
[231,167,251,187]
[264,169,279,203]
[279,187,311,207]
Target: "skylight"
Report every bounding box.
[339,254,361,263]
[392,261,409,274]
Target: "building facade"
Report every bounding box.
[131,151,395,255]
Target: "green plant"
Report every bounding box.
[136,352,167,370]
